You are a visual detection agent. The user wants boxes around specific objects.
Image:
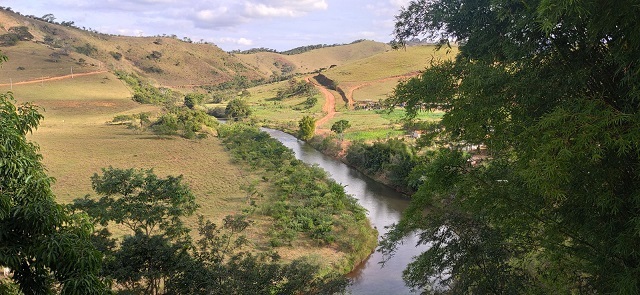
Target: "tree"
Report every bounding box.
[298,116,316,141]
[0,52,108,294]
[73,167,198,294]
[330,120,350,140]
[381,0,640,293]
[169,215,349,295]
[41,13,56,23]
[8,26,34,41]
[184,93,205,109]
[225,98,252,121]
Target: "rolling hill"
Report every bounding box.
[0,8,398,90]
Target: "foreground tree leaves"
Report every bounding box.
[0,90,109,293]
[382,0,640,293]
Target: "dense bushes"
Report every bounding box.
[276,78,317,100]
[115,70,175,104]
[217,124,376,267]
[346,138,417,191]
[151,107,216,139]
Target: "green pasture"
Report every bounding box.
[231,79,325,128]
[352,79,402,102]
[324,45,458,84]
[326,109,444,141]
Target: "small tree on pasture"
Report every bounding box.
[331,120,351,140]
[298,116,316,141]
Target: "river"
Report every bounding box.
[262,128,426,295]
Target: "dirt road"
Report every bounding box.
[0,70,109,87]
[307,76,336,135]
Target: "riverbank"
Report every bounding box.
[217,123,378,275]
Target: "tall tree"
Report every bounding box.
[382,0,640,293]
[225,98,252,121]
[73,167,198,294]
[298,116,316,141]
[0,52,108,294]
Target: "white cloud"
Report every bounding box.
[244,0,328,18]
[217,37,254,46]
[244,4,299,17]
[390,0,412,8]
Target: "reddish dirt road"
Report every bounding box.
[0,70,109,87]
[307,76,336,135]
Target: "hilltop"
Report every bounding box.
[0,8,396,90]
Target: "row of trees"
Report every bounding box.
[381,0,640,293]
[71,167,347,294]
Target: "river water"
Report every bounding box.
[263,129,426,294]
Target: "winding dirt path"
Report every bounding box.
[0,70,109,87]
[306,76,336,135]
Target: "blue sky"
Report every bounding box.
[2,0,411,51]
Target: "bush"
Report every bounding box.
[207,107,227,118]
[218,124,373,249]
[109,51,122,60]
[74,43,97,56]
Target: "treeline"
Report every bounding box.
[218,124,377,271]
[310,135,419,193]
[230,39,368,55]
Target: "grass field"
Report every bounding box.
[3,73,349,268]
[219,78,325,131]
[323,109,444,141]
[323,45,458,84]
[3,73,249,220]
[352,79,402,102]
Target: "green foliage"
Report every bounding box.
[0,26,33,47]
[184,93,205,109]
[147,50,162,60]
[74,43,98,56]
[0,33,19,47]
[75,167,198,237]
[225,98,252,121]
[382,0,640,293]
[298,116,316,141]
[276,78,317,100]
[109,51,122,60]
[8,26,34,41]
[330,120,351,136]
[207,106,227,118]
[115,71,174,105]
[346,138,416,190]
[73,168,198,294]
[0,92,108,294]
[151,107,216,139]
[169,215,349,295]
[217,124,372,252]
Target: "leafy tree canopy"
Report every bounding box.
[225,98,252,121]
[330,120,351,135]
[298,116,316,141]
[382,0,640,293]
[0,51,108,294]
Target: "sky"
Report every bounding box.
[2,0,412,51]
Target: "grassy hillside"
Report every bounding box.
[323,45,458,84]
[235,40,391,77]
[0,9,261,88]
